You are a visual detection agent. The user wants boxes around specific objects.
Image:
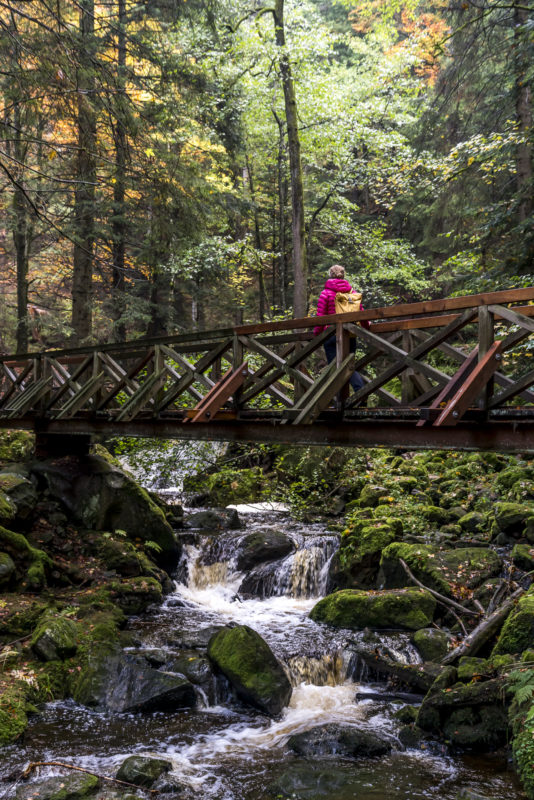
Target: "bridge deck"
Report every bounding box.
[3,287,534,453]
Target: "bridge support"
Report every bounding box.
[34,432,92,459]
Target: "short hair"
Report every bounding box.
[329,264,345,279]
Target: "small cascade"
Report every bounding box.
[285,652,348,687]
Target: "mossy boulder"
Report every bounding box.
[512,543,534,572]
[0,472,37,520]
[421,505,451,526]
[310,588,436,631]
[0,680,29,745]
[0,430,34,464]
[379,543,501,597]
[107,577,162,616]
[32,613,78,661]
[359,484,388,508]
[417,677,508,750]
[236,528,294,571]
[0,526,52,590]
[336,523,398,589]
[458,512,487,534]
[116,756,172,788]
[413,628,453,662]
[98,536,156,578]
[493,589,534,655]
[0,551,15,588]
[31,455,179,571]
[493,502,533,536]
[15,773,99,799]
[207,625,292,716]
[496,465,534,491]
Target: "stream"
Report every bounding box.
[0,506,524,800]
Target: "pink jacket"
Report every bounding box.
[313,278,369,335]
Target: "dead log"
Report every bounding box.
[441,587,525,665]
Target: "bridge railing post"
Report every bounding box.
[478,305,495,410]
[336,322,350,408]
[232,333,244,410]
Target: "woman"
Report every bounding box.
[313,264,366,392]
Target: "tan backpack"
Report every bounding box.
[335,291,362,314]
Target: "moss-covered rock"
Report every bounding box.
[413,628,453,662]
[236,528,294,571]
[208,625,292,716]
[98,536,158,579]
[31,455,179,571]
[0,550,15,588]
[336,522,397,588]
[493,502,533,536]
[287,723,392,758]
[417,676,508,750]
[493,589,534,655]
[512,543,534,572]
[379,543,501,597]
[116,756,172,788]
[0,525,52,590]
[496,466,534,491]
[0,680,29,745]
[14,773,99,799]
[310,588,436,631]
[32,613,78,661]
[108,577,162,615]
[458,512,487,534]
[0,472,37,520]
[0,430,34,464]
[0,489,16,526]
[359,484,388,508]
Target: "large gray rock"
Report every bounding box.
[413,628,453,663]
[0,473,37,520]
[72,648,196,713]
[208,625,292,716]
[116,755,172,787]
[31,614,78,661]
[31,455,179,570]
[287,723,393,758]
[236,528,294,571]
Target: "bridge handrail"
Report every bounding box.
[2,286,534,363]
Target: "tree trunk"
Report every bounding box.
[273,109,288,311]
[111,0,127,342]
[273,0,307,318]
[245,152,267,321]
[11,55,29,353]
[514,2,533,223]
[71,0,97,340]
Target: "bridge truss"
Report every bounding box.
[3,288,534,453]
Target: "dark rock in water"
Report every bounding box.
[393,705,418,724]
[137,648,169,667]
[73,646,196,713]
[236,528,294,571]
[31,455,179,571]
[165,650,216,701]
[413,627,453,662]
[417,674,509,750]
[310,588,436,631]
[207,624,292,716]
[398,724,425,749]
[105,660,196,713]
[15,773,99,799]
[173,624,226,649]
[456,789,496,800]
[31,613,78,661]
[238,561,280,598]
[269,763,358,800]
[184,509,242,531]
[356,691,423,705]
[352,641,445,693]
[116,755,172,787]
[287,723,393,758]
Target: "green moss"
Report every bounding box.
[31,612,78,661]
[0,525,52,590]
[380,542,452,596]
[108,576,162,615]
[0,681,29,745]
[0,430,34,463]
[184,466,266,506]
[494,589,534,655]
[496,466,534,490]
[310,588,436,631]
[494,502,533,535]
[512,544,534,572]
[208,625,292,716]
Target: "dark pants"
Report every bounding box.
[324,335,365,392]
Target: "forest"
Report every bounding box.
[0,0,532,353]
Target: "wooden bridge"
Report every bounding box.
[3,287,534,454]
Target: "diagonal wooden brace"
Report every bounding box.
[433,341,502,427]
[416,348,479,427]
[187,362,249,423]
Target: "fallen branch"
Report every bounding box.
[441,587,525,665]
[399,558,479,617]
[21,762,159,795]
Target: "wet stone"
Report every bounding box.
[15,773,99,800]
[116,755,172,788]
[287,723,394,758]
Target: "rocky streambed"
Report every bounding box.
[0,439,533,799]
